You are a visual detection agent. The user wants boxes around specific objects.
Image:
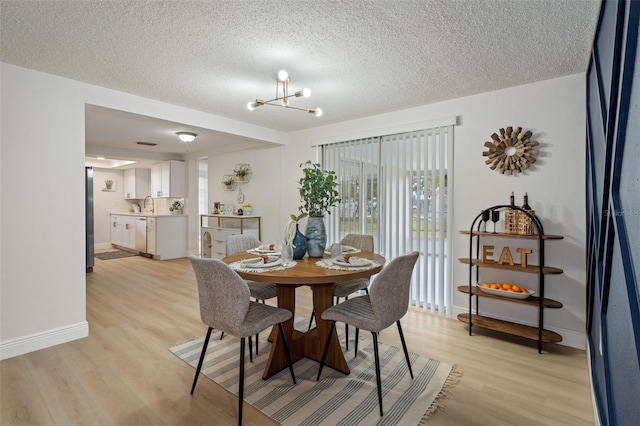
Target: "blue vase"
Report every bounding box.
[292,224,307,259]
[305,216,326,257]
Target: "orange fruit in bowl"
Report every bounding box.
[511,285,520,292]
[490,283,499,290]
[502,283,512,290]
[482,283,491,288]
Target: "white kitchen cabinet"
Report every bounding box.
[150,160,185,198]
[110,214,136,250]
[110,213,186,259]
[122,216,136,249]
[110,215,122,246]
[146,217,157,255]
[150,215,187,260]
[124,168,150,199]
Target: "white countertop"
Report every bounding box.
[111,212,186,217]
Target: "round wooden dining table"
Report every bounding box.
[222,251,386,379]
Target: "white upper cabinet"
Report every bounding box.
[150,160,185,198]
[124,168,150,199]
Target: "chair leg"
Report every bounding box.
[316,321,336,381]
[354,327,360,359]
[278,323,297,384]
[307,308,315,331]
[220,331,225,340]
[255,332,259,355]
[191,327,213,395]
[396,320,414,379]
[344,296,349,351]
[248,335,253,363]
[239,337,245,426]
[371,331,383,417]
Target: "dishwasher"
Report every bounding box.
[135,217,147,253]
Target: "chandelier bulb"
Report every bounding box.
[277,69,289,82]
[247,101,255,111]
[315,108,323,117]
[302,88,311,97]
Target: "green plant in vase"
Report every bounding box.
[169,199,184,214]
[297,161,341,257]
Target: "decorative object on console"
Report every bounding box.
[242,203,253,215]
[247,70,322,116]
[482,126,539,175]
[298,161,340,257]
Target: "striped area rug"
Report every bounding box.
[170,321,460,426]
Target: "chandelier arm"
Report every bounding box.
[249,71,319,115]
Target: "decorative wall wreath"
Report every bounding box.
[482,126,539,175]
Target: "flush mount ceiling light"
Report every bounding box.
[247,70,323,117]
[176,131,197,143]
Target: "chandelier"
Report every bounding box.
[247,70,322,116]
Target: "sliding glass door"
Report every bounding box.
[323,124,453,314]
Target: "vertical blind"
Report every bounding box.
[322,124,453,315]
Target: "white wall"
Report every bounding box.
[1,64,89,358]
[205,76,586,348]
[0,61,587,359]
[281,73,587,348]
[0,63,285,359]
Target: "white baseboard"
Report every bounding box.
[95,242,114,250]
[0,321,89,360]
[449,305,587,350]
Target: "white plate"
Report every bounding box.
[476,284,534,299]
[243,258,283,269]
[331,257,372,268]
[324,245,360,254]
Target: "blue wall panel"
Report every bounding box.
[586,1,640,424]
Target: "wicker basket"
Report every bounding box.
[504,209,536,235]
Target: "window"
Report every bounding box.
[322,124,453,314]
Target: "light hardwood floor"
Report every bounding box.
[1,254,595,425]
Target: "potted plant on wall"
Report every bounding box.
[297,161,341,257]
[222,175,236,191]
[233,164,252,183]
[105,179,113,190]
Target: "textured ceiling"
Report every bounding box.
[1,0,601,156]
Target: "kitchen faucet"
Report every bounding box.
[143,196,154,214]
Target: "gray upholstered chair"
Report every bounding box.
[308,233,374,350]
[224,234,278,355]
[316,251,419,417]
[189,256,295,426]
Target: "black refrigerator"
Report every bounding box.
[86,167,94,272]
